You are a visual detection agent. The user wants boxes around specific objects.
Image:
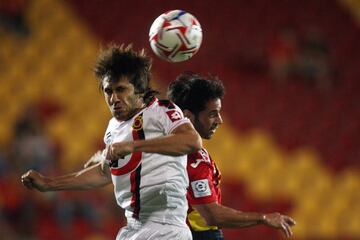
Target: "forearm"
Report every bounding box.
[132,131,202,156]
[46,163,111,191]
[194,203,265,228]
[107,123,202,159]
[193,203,296,237]
[215,208,265,228]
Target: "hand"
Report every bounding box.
[106,141,134,160]
[263,213,296,238]
[84,150,105,168]
[21,170,50,192]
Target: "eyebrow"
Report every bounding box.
[209,110,220,115]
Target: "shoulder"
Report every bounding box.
[157,99,177,109]
[104,117,119,145]
[106,117,120,130]
[145,98,185,120]
[147,99,179,112]
[108,117,118,125]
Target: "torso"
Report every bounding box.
[104,98,191,226]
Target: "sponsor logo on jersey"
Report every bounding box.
[191,179,211,198]
[166,110,182,122]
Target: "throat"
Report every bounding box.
[126,105,146,121]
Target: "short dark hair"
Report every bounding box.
[94,43,158,104]
[167,72,225,115]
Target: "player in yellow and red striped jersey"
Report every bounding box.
[168,72,296,240]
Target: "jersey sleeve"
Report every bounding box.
[149,100,190,134]
[187,155,218,205]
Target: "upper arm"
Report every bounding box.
[149,101,202,150]
[171,121,197,135]
[187,154,217,204]
[171,122,202,151]
[152,100,191,134]
[79,162,112,187]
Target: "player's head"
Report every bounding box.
[168,72,225,139]
[94,44,158,121]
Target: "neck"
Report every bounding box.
[122,103,146,121]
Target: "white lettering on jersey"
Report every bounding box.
[166,110,182,122]
[190,149,211,168]
[191,179,211,198]
[191,159,207,168]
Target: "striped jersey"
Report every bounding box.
[186,148,222,231]
[103,98,190,227]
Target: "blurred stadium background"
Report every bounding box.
[0,0,359,239]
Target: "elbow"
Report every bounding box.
[204,217,218,227]
[191,132,203,152]
[203,214,223,227]
[202,207,227,227]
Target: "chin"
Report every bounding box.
[114,113,125,121]
[204,134,212,140]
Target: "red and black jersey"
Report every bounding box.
[186,148,222,231]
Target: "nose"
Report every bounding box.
[110,92,120,103]
[216,113,223,124]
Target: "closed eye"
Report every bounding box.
[104,88,112,95]
[115,86,127,92]
[209,110,220,118]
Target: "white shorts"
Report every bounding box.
[116,221,192,240]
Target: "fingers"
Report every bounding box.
[106,145,113,160]
[83,161,91,169]
[285,216,296,226]
[85,150,105,168]
[106,144,122,160]
[266,213,295,238]
[106,142,131,160]
[21,171,34,189]
[21,177,34,189]
[280,222,293,238]
[279,215,295,238]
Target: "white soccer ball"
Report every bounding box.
[149,10,203,63]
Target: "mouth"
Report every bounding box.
[209,126,218,134]
[112,105,123,112]
[111,107,125,117]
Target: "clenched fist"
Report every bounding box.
[106,141,134,160]
[21,170,50,192]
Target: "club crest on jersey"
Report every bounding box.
[132,115,143,131]
[166,110,182,122]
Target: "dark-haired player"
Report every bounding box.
[168,72,295,240]
[21,45,202,240]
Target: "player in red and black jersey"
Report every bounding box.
[168,72,296,240]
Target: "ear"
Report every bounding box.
[183,109,195,122]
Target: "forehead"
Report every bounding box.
[204,98,222,111]
[102,76,132,89]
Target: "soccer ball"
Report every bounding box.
[149,10,203,63]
